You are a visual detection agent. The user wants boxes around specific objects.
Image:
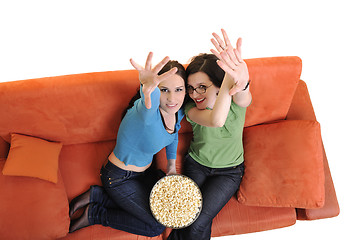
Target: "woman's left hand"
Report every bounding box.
[210,29,250,96]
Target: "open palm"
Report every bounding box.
[130,52,177,109]
[210,29,250,95]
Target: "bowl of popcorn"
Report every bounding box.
[150,174,202,229]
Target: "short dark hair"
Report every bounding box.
[185,53,225,88]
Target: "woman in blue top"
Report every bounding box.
[69,52,186,237]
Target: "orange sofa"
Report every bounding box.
[0,56,339,240]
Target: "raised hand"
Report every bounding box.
[130,52,178,109]
[210,29,250,96]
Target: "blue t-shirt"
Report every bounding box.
[113,85,184,167]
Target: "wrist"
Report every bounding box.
[167,159,176,165]
[242,80,251,91]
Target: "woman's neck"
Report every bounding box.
[159,109,176,134]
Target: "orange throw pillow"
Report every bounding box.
[238,120,325,209]
[2,133,62,183]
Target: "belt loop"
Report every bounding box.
[126,170,132,178]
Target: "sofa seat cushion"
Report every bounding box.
[2,133,62,183]
[212,196,296,236]
[238,120,325,208]
[0,158,69,240]
[58,141,115,201]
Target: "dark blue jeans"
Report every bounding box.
[167,154,244,240]
[87,160,165,237]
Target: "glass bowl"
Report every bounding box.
[149,174,202,229]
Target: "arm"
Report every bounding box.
[232,83,252,108]
[211,29,252,108]
[187,29,251,127]
[166,159,177,175]
[186,72,234,127]
[138,84,160,111]
[165,133,179,175]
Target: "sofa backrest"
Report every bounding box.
[0,56,301,145]
[244,56,301,127]
[0,70,139,145]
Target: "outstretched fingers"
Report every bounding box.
[210,48,222,61]
[211,37,224,54]
[158,67,178,82]
[220,51,238,71]
[130,58,144,71]
[216,59,233,74]
[212,32,226,51]
[235,38,243,63]
[221,28,232,47]
[152,56,170,74]
[145,52,153,70]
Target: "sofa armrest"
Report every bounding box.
[286,80,317,121]
[287,80,340,220]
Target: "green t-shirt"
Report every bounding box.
[185,101,247,168]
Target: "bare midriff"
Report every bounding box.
[107,151,151,172]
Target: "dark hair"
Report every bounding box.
[185,53,225,88]
[122,60,186,119]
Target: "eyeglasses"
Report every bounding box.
[186,84,213,94]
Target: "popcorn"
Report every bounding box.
[150,175,202,229]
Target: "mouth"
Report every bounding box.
[166,103,178,109]
[194,98,205,104]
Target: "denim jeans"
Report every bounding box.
[167,154,244,240]
[88,160,165,237]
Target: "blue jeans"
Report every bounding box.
[88,160,165,237]
[167,154,244,240]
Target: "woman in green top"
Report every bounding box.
[167,29,252,240]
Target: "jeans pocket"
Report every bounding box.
[106,175,128,189]
[101,166,129,188]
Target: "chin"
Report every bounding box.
[194,101,208,110]
[166,107,181,114]
[195,105,206,110]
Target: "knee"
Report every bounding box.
[186,216,211,235]
[187,221,205,233]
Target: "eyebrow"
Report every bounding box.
[159,86,185,89]
[187,83,206,87]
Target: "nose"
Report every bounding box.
[167,92,175,102]
[191,91,200,98]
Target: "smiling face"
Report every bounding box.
[187,72,220,110]
[158,75,186,115]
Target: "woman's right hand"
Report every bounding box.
[130,52,177,109]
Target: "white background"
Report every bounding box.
[1,0,359,239]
